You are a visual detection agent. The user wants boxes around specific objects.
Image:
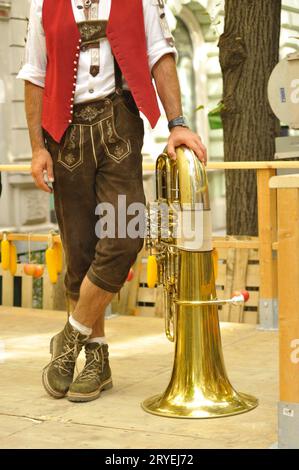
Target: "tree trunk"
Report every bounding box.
[218,0,281,235]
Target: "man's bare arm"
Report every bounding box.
[24,80,54,193]
[151,53,183,122]
[152,53,207,164]
[25,80,45,151]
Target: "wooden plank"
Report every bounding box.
[111,281,131,315]
[42,271,55,310]
[155,285,165,318]
[246,264,260,287]
[243,290,259,308]
[248,249,259,261]
[3,160,299,175]
[269,174,299,189]
[142,161,299,172]
[0,164,31,172]
[213,239,261,253]
[243,310,259,325]
[126,250,145,315]
[21,274,33,308]
[214,247,228,260]
[207,162,299,170]
[230,249,249,323]
[218,257,260,286]
[219,248,235,322]
[213,238,259,249]
[277,187,299,403]
[1,269,14,306]
[112,249,146,316]
[216,263,227,286]
[139,260,148,284]
[136,305,157,317]
[0,233,61,243]
[138,287,156,303]
[257,168,278,304]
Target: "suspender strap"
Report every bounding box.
[114,57,123,95]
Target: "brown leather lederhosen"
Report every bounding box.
[43,10,146,302]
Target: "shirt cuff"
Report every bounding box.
[148,40,178,71]
[16,63,45,88]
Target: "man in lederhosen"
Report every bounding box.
[17,0,206,403]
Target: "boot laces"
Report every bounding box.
[77,347,105,382]
[53,330,82,376]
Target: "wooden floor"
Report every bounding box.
[0,306,278,449]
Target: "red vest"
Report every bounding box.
[42,0,161,143]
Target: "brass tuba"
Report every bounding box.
[142,146,258,418]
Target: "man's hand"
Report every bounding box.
[31,148,54,193]
[167,127,207,165]
[24,81,53,192]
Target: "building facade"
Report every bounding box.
[0,0,299,232]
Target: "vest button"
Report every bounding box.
[89,89,94,94]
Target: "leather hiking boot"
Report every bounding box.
[42,322,89,399]
[67,343,113,402]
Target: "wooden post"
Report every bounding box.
[270,174,299,449]
[42,270,56,310]
[20,267,33,308]
[257,168,278,329]
[0,268,14,306]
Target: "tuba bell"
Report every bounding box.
[142,146,258,419]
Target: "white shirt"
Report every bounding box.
[17,0,177,104]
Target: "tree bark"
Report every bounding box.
[218,0,281,235]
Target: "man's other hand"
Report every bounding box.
[31,148,54,193]
[167,127,207,165]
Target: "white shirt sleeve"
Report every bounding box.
[143,0,178,71]
[16,0,47,87]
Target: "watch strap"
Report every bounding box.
[168,116,188,131]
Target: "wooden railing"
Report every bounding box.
[1,161,299,325]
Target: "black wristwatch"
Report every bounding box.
[168,116,188,131]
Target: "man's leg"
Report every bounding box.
[66,280,109,338]
[67,94,145,402]
[72,276,113,330]
[42,124,100,398]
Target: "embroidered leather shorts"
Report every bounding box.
[43,91,145,300]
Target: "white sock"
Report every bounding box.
[87,336,107,345]
[69,315,92,336]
